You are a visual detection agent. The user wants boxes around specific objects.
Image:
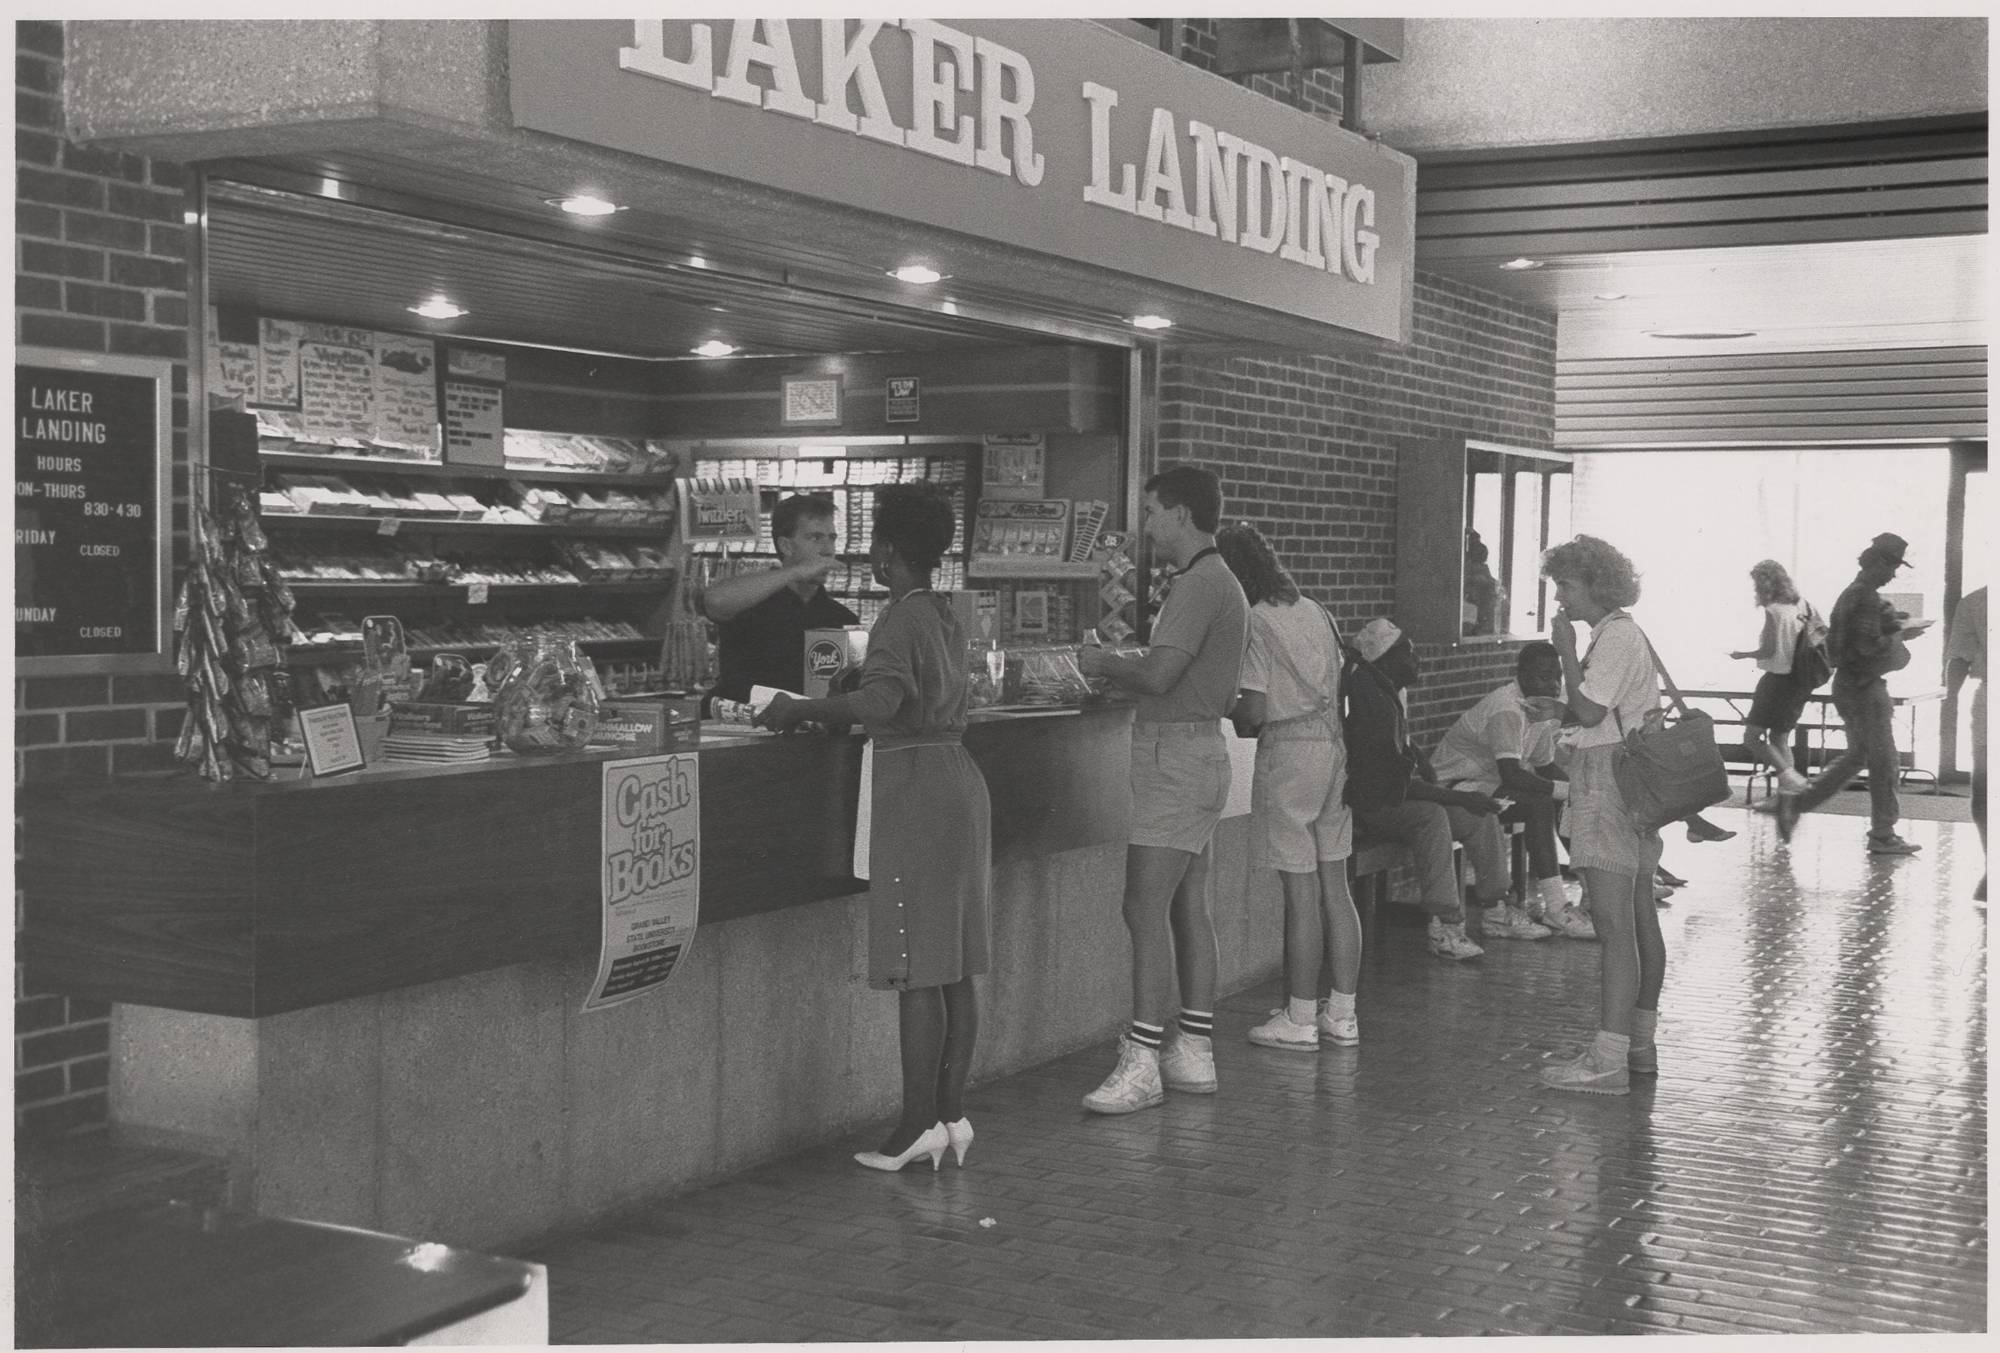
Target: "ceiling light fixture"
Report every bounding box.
[1594,291,1627,301]
[1647,329,1756,340]
[1130,314,1174,331]
[407,297,468,321]
[1499,258,1544,271]
[888,265,945,285]
[550,194,622,217]
[319,177,343,199]
[687,255,708,269]
[692,340,738,358]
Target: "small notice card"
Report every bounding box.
[300,703,365,777]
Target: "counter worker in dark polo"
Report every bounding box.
[759,484,992,1174]
[1075,465,1249,1115]
[1773,531,1921,855]
[698,493,859,716]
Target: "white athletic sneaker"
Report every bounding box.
[1427,917,1485,960]
[1543,905,1598,941]
[1248,1010,1319,1052]
[1082,1038,1163,1115]
[1318,1010,1361,1046]
[1539,1044,1630,1095]
[1158,1031,1217,1093]
[1485,905,1555,940]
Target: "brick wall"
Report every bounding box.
[1159,277,1559,746]
[15,18,191,1139]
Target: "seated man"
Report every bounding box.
[1343,619,1507,960]
[1429,642,1594,940]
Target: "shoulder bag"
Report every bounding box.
[1607,621,1731,833]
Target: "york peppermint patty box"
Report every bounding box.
[802,627,869,698]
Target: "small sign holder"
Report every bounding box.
[299,703,366,777]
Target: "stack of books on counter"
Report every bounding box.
[378,732,494,764]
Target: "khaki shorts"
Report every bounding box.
[1565,742,1662,876]
[1130,722,1230,852]
[1251,724,1352,871]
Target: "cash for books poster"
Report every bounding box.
[585,753,701,1012]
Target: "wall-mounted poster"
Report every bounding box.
[15,348,173,674]
[205,307,259,404]
[443,346,507,466]
[982,432,1046,500]
[885,375,920,424]
[782,375,843,425]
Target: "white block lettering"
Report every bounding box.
[1081,82,1136,213]
[903,19,977,166]
[617,20,712,92]
[973,36,1044,186]
[815,21,903,145]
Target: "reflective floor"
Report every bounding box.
[528,808,1987,1340]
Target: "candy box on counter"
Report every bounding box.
[387,700,496,737]
[587,699,682,752]
[803,626,868,698]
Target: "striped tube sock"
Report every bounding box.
[1178,1008,1214,1041]
[1127,1020,1165,1051]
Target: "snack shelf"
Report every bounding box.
[966,561,1103,580]
[285,579,669,599]
[260,450,676,489]
[262,514,669,540]
[283,635,660,668]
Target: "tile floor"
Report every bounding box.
[526,807,1987,1340]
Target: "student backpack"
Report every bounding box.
[1792,601,1832,691]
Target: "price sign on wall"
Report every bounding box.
[15,348,173,674]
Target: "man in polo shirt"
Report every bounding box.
[699,493,859,716]
[1077,465,1249,1115]
[1430,641,1589,939]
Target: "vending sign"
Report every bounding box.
[585,753,702,1011]
[15,349,173,674]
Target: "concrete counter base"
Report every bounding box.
[113,820,1280,1251]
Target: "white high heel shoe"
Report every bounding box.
[854,1122,947,1173]
[942,1117,973,1166]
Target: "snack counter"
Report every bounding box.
[20,703,1136,1018]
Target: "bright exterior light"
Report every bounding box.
[1130,314,1174,331]
[693,340,738,357]
[1500,258,1544,271]
[407,297,468,320]
[553,195,621,217]
[889,265,945,285]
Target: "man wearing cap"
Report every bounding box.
[1774,532,1921,854]
[1344,618,1511,959]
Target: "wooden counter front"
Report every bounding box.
[19,704,1132,1017]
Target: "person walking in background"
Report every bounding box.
[1729,559,1816,797]
[1430,642,1585,939]
[1538,535,1665,1095]
[1344,619,1509,961]
[1215,524,1364,1052]
[1077,466,1249,1114]
[1771,533,1921,855]
[1945,585,1986,901]
[759,484,991,1172]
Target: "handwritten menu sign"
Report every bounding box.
[15,349,171,672]
[443,347,506,465]
[299,323,377,443]
[371,333,440,455]
[258,317,302,407]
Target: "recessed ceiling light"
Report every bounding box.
[182,209,200,225]
[319,177,342,199]
[407,297,468,321]
[550,194,622,217]
[1647,329,1756,340]
[1499,258,1544,271]
[692,340,737,358]
[888,265,946,285]
[687,256,708,269]
[1130,314,1174,330]
[1594,291,1627,301]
